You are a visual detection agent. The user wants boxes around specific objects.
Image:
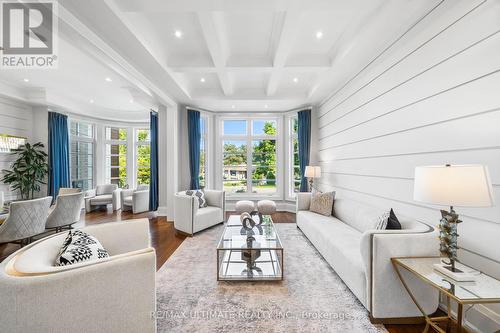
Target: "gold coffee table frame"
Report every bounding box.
[392,257,500,333]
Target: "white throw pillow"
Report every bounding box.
[309,191,335,216]
[55,230,109,266]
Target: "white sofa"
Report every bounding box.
[296,193,439,323]
[174,190,225,236]
[0,219,156,333]
[121,185,150,214]
[85,184,121,212]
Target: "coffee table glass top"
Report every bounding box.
[393,257,500,302]
[217,214,282,250]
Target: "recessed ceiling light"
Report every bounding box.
[264,104,268,108]
[105,77,112,82]
[174,30,183,38]
[47,108,52,111]
[231,105,235,109]
[316,31,324,39]
[90,99,94,103]
[23,78,29,82]
[293,77,299,83]
[200,77,206,83]
[129,99,134,103]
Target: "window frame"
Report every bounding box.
[217,115,282,198]
[287,114,300,199]
[104,126,128,188]
[69,120,96,191]
[199,114,209,189]
[134,128,151,187]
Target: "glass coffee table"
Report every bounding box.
[217,214,283,281]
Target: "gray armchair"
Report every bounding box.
[46,192,85,232]
[174,190,225,236]
[0,196,52,246]
[85,184,121,212]
[121,185,150,214]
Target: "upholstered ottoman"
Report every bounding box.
[235,200,255,214]
[257,200,276,217]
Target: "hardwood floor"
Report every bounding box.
[0,208,432,333]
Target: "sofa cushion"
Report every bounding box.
[309,191,335,216]
[90,194,112,205]
[333,199,389,233]
[296,211,367,306]
[55,230,109,266]
[96,184,117,195]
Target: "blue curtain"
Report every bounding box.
[298,109,311,192]
[187,109,201,190]
[149,111,159,211]
[48,112,70,199]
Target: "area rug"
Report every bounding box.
[156,223,387,333]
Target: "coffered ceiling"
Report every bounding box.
[0,0,442,116]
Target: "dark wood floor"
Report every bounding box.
[0,208,435,333]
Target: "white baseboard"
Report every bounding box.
[156,206,167,216]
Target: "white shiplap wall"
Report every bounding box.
[315,0,500,331]
[0,96,33,201]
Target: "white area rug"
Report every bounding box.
[156,223,387,333]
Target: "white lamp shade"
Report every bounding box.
[413,165,494,207]
[305,166,321,178]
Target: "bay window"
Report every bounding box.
[70,121,95,191]
[221,118,279,196]
[105,127,127,187]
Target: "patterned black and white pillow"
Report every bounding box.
[55,230,109,266]
[185,190,207,208]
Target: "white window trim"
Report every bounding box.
[200,114,209,189]
[69,120,96,191]
[134,127,151,187]
[286,114,299,200]
[104,127,128,187]
[216,114,283,199]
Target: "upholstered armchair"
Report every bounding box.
[46,192,85,232]
[121,185,150,214]
[58,187,81,196]
[85,184,121,212]
[0,197,52,246]
[0,219,156,332]
[174,190,225,236]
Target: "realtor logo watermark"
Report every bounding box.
[0,0,58,69]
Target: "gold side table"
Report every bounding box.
[392,257,500,333]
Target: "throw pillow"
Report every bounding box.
[386,209,402,230]
[375,211,391,230]
[185,190,207,208]
[309,191,335,216]
[55,230,109,266]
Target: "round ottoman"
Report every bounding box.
[235,200,255,214]
[257,200,276,216]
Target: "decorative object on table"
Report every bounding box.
[241,236,262,277]
[0,142,48,200]
[240,212,256,230]
[414,164,494,281]
[304,165,321,192]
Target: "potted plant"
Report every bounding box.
[0,142,48,200]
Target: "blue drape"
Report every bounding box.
[149,111,159,211]
[187,109,201,190]
[48,112,71,199]
[298,109,311,192]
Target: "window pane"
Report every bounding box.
[136,129,150,142]
[223,180,247,193]
[105,127,127,140]
[70,122,93,138]
[223,120,247,135]
[252,140,276,165]
[137,168,150,185]
[223,141,247,166]
[292,117,298,134]
[105,143,126,188]
[252,120,277,135]
[70,134,94,191]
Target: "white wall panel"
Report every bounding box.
[315,2,500,331]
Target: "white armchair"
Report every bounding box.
[46,192,85,231]
[0,219,156,333]
[174,190,225,236]
[121,185,150,214]
[85,184,121,213]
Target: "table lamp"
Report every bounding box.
[305,166,321,192]
[414,164,493,281]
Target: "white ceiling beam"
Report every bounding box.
[266,10,301,96]
[197,12,233,96]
